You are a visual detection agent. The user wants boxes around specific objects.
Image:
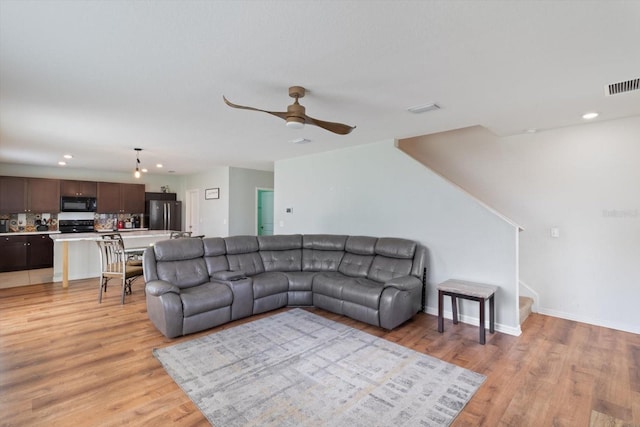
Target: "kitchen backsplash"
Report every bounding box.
[0,213,143,232]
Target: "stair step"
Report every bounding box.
[519,296,534,325]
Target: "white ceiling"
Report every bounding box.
[1,1,639,176]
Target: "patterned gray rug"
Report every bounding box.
[153,309,485,426]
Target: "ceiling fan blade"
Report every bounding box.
[304,114,356,135]
[223,96,287,121]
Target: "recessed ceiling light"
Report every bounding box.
[141,168,148,173]
[156,164,163,168]
[582,112,599,120]
[58,161,66,166]
[63,154,73,159]
[407,103,440,114]
[524,129,537,134]
[290,137,311,144]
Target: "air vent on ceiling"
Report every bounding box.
[605,78,640,96]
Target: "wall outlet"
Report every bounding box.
[550,227,560,238]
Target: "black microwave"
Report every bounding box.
[60,196,97,212]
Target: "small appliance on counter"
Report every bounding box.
[0,219,8,233]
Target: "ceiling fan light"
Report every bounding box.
[286,117,304,129]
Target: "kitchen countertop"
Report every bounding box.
[49,229,176,242]
[0,228,150,237]
[0,231,61,237]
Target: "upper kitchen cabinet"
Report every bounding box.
[121,183,145,213]
[0,176,27,213]
[0,177,59,213]
[60,180,97,197]
[97,182,145,213]
[28,178,60,212]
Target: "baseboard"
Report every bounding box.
[537,307,640,335]
[424,307,521,337]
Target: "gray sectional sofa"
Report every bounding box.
[143,234,427,338]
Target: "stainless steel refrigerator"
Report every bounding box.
[148,200,182,231]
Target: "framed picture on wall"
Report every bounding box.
[205,188,220,200]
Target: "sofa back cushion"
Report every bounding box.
[203,237,229,274]
[338,236,377,278]
[152,238,209,288]
[258,235,302,272]
[367,238,417,282]
[302,234,347,272]
[224,236,265,276]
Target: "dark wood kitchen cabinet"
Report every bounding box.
[0,234,53,272]
[97,182,144,213]
[28,178,60,213]
[60,180,97,197]
[0,177,59,213]
[0,176,27,213]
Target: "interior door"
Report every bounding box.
[257,189,274,236]
[185,189,200,236]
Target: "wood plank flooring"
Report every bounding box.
[1,278,639,426]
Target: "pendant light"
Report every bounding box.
[134,148,142,179]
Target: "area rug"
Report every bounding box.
[153,309,485,426]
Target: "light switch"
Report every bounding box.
[279,220,285,227]
[550,227,560,238]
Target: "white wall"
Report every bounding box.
[183,167,230,238]
[275,140,521,334]
[398,116,640,334]
[229,167,274,235]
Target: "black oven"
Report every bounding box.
[58,220,95,233]
[60,196,97,212]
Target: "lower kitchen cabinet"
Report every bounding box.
[0,234,54,272]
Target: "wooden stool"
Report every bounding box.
[437,279,498,345]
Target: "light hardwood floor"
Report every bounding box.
[1,278,639,426]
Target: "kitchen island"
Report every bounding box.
[49,230,176,287]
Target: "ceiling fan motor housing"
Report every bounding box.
[287,101,306,127]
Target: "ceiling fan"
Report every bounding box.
[223,86,356,135]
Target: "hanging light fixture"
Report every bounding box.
[133,148,142,179]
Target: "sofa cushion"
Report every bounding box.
[154,238,204,261]
[260,249,302,272]
[226,252,265,276]
[180,282,233,317]
[156,258,210,288]
[224,236,264,276]
[283,271,315,292]
[367,256,413,283]
[252,272,289,299]
[375,237,416,259]
[345,236,377,255]
[203,237,227,256]
[224,236,259,254]
[203,237,230,275]
[302,249,344,272]
[258,234,302,251]
[302,234,348,250]
[341,278,384,309]
[313,272,354,299]
[338,253,374,278]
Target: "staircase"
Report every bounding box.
[519,296,534,325]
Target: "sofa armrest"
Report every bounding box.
[146,280,180,296]
[384,275,421,291]
[211,270,246,281]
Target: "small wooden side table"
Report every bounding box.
[437,279,498,345]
